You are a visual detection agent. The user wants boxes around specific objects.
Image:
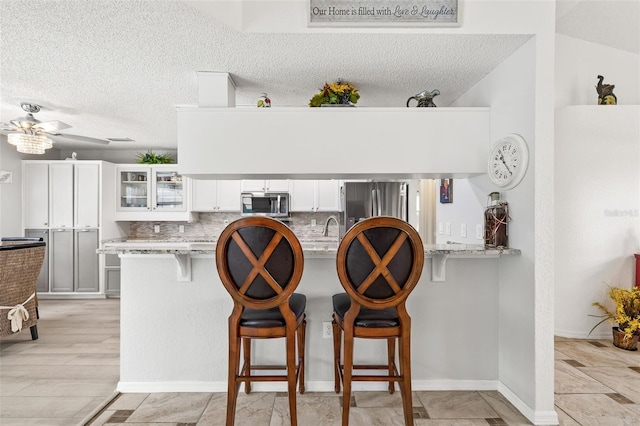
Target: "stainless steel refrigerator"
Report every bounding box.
[341,181,408,235]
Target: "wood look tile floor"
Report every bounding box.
[1,299,639,425]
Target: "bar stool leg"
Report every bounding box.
[297,319,307,394]
[332,318,342,393]
[341,331,354,426]
[226,326,241,426]
[286,328,298,426]
[242,338,252,394]
[398,331,414,426]
[387,337,396,394]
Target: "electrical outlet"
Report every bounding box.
[445,223,451,236]
[178,225,184,233]
[311,219,317,227]
[476,224,483,240]
[460,223,467,238]
[154,225,160,233]
[438,222,444,235]
[322,321,332,339]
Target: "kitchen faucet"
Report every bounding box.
[322,215,339,237]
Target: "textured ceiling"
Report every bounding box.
[0,1,636,152]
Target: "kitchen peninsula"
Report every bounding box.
[99,239,519,394]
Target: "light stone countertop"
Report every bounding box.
[98,239,520,257]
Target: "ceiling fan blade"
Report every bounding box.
[49,133,110,145]
[34,120,72,132]
[1,124,18,132]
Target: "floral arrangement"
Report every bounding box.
[309,80,360,107]
[590,285,640,339]
[136,150,174,164]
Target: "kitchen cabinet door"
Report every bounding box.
[117,167,150,212]
[242,180,289,192]
[23,162,49,228]
[50,229,74,292]
[25,229,49,292]
[105,268,121,297]
[152,168,185,212]
[75,229,99,292]
[49,163,74,229]
[74,163,100,228]
[290,180,316,212]
[316,180,342,212]
[191,179,216,211]
[216,180,242,211]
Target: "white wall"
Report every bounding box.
[554,32,640,339]
[555,107,640,338]
[452,37,543,416]
[555,34,640,107]
[435,178,485,244]
[0,140,59,237]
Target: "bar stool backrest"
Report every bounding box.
[216,216,304,310]
[337,216,424,309]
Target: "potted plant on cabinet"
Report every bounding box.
[590,285,640,350]
[308,80,360,107]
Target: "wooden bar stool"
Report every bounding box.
[216,217,307,426]
[331,216,424,426]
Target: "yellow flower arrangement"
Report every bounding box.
[590,285,640,339]
[309,80,360,107]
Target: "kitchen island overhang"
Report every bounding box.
[99,241,520,394]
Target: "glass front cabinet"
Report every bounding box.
[116,165,192,221]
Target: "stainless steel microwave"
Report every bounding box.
[241,192,290,218]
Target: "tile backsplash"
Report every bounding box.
[128,212,341,240]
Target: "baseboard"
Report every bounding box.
[498,382,559,425]
[38,293,107,300]
[554,328,610,339]
[118,379,497,393]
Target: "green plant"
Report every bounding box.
[309,80,360,107]
[590,285,640,338]
[136,150,174,164]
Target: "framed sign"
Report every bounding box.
[309,0,459,26]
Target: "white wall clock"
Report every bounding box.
[487,134,529,190]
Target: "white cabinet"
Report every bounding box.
[24,162,101,229]
[191,180,241,212]
[290,180,342,212]
[49,163,74,228]
[74,163,100,228]
[116,165,192,221]
[242,179,289,192]
[23,162,49,228]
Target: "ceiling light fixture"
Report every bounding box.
[7,132,53,155]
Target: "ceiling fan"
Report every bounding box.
[1,102,109,154]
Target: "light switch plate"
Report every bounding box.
[154,225,160,233]
[445,223,451,236]
[476,224,483,240]
[460,223,467,238]
[438,222,444,235]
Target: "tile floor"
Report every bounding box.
[1,299,639,425]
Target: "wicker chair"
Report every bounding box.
[0,240,46,340]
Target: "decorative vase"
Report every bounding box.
[612,327,638,351]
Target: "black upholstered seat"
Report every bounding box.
[332,293,398,328]
[241,293,306,327]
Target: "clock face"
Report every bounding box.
[488,134,529,189]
